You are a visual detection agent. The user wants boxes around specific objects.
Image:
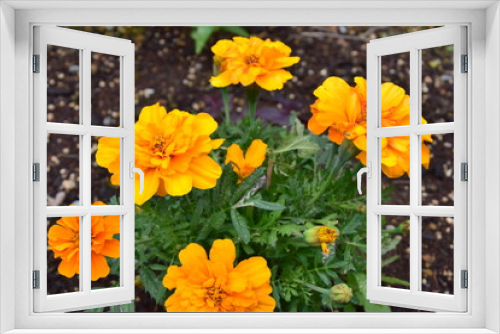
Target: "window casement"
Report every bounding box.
[33,26,138,312]
[364,26,467,312]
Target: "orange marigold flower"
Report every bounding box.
[210,36,300,91]
[303,226,339,254]
[225,139,267,183]
[163,239,275,312]
[308,76,432,178]
[96,103,225,205]
[47,201,120,281]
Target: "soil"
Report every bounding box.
[46,25,453,312]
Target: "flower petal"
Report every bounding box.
[209,239,236,272]
[187,155,222,190]
[163,173,193,197]
[245,139,267,168]
[57,257,79,278]
[99,238,120,258]
[255,69,292,91]
[91,252,110,281]
[233,257,271,288]
[138,103,167,124]
[193,113,218,136]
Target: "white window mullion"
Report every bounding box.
[409,47,421,296]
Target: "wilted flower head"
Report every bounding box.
[96,103,225,205]
[225,139,267,183]
[304,226,339,254]
[162,239,275,312]
[210,36,300,91]
[330,283,353,304]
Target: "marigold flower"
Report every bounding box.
[47,201,120,281]
[304,226,339,254]
[210,36,300,91]
[96,103,225,205]
[225,139,267,183]
[308,76,432,178]
[330,283,353,304]
[162,239,276,312]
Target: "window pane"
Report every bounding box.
[421,216,454,294]
[92,136,121,205]
[381,215,410,290]
[47,216,81,295]
[91,52,121,127]
[47,45,80,124]
[47,133,80,206]
[381,136,410,205]
[91,215,121,290]
[380,52,410,128]
[421,133,454,206]
[421,45,454,124]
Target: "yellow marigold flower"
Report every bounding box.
[304,226,339,254]
[308,76,432,178]
[225,139,267,183]
[96,103,225,205]
[162,239,276,312]
[47,201,120,281]
[209,36,300,91]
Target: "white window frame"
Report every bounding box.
[366,26,467,312]
[33,26,136,312]
[1,1,499,333]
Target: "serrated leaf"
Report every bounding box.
[230,209,251,244]
[140,266,167,305]
[272,135,320,156]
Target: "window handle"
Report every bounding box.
[357,162,371,195]
[129,162,144,195]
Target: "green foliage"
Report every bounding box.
[130,113,406,312]
[190,26,250,54]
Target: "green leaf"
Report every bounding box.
[230,209,251,244]
[190,26,219,54]
[364,302,391,312]
[148,263,168,271]
[221,26,249,37]
[140,266,167,305]
[272,135,320,156]
[109,302,135,312]
[381,275,410,287]
[233,199,286,211]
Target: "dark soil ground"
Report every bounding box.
[46,26,453,312]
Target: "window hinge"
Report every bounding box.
[461,270,468,289]
[33,163,40,182]
[33,270,40,289]
[33,54,40,73]
[461,54,468,73]
[461,162,468,181]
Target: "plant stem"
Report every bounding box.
[307,141,359,206]
[221,87,231,127]
[245,84,260,126]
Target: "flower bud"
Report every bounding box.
[330,283,352,304]
[304,226,339,254]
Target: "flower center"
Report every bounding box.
[151,135,168,157]
[206,286,225,307]
[244,55,259,65]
